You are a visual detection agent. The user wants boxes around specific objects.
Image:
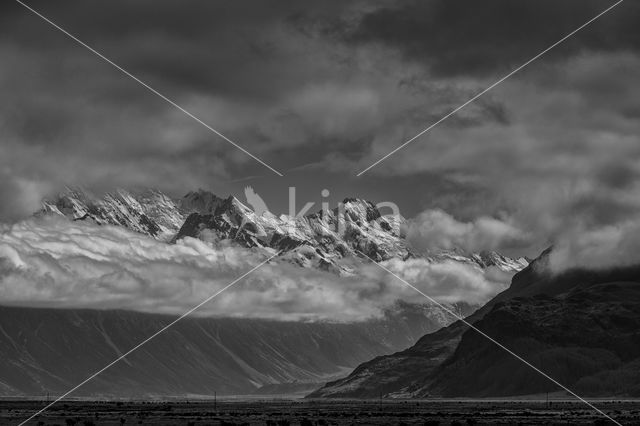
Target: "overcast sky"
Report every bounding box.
[2,0,640,259]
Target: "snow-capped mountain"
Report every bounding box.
[40,187,187,241]
[39,188,412,273]
[39,187,528,275]
[175,195,410,274]
[435,250,529,273]
[180,189,226,215]
[39,188,227,242]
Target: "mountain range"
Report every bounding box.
[40,187,528,274]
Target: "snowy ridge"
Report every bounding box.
[39,188,528,275]
[472,251,529,272]
[175,196,411,274]
[40,187,186,241]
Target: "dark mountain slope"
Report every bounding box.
[424,281,640,397]
[0,302,475,398]
[310,251,640,398]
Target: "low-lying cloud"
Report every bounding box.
[0,216,513,321]
[548,219,640,273]
[406,209,531,255]
[371,257,513,305]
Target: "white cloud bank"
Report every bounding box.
[0,216,513,321]
[406,209,530,254]
[548,219,640,273]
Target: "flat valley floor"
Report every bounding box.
[1,399,639,425]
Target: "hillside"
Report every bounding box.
[0,302,477,398]
[310,251,640,398]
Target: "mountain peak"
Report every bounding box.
[341,197,372,205]
[473,251,530,272]
[181,189,225,214]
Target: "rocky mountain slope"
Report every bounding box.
[426,281,640,397]
[175,196,411,273]
[309,250,640,398]
[40,188,186,241]
[0,302,478,398]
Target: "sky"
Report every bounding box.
[2,0,640,262]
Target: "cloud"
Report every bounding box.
[349,50,640,264]
[345,0,640,77]
[0,216,511,320]
[0,0,345,219]
[0,170,53,222]
[373,257,513,305]
[406,209,530,254]
[547,219,640,272]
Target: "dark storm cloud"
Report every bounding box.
[0,0,364,219]
[1,0,354,99]
[347,0,640,77]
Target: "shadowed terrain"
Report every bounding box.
[311,250,640,398]
[0,302,475,398]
